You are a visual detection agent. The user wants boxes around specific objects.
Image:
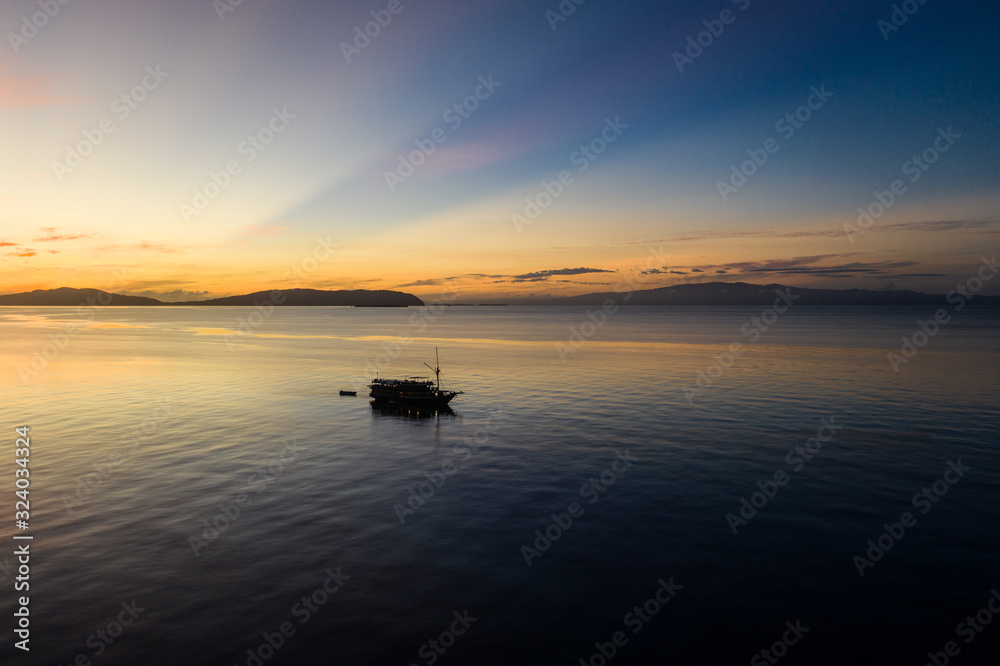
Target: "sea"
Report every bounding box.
[1,304,998,665]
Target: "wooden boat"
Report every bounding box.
[368,348,463,408]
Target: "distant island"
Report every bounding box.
[0,287,164,306]
[503,281,1000,307]
[172,289,423,307]
[1,282,996,307]
[0,287,423,307]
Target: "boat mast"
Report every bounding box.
[423,347,441,391]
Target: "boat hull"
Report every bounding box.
[369,390,458,408]
[368,375,462,409]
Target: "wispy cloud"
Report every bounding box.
[618,219,1000,248]
[878,219,1000,233]
[683,255,932,279]
[96,241,177,253]
[510,267,615,283]
[34,227,97,242]
[122,289,212,302]
[397,278,450,287]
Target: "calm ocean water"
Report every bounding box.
[1,305,998,665]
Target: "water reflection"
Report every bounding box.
[369,400,457,420]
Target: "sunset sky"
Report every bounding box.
[1,0,998,300]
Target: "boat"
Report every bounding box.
[368,348,463,409]
[339,390,357,396]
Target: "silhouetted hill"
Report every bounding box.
[512,281,1000,306]
[0,287,423,306]
[175,288,423,306]
[0,287,163,306]
[4,283,996,307]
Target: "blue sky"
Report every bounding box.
[1,0,997,299]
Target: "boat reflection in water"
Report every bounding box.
[369,401,457,420]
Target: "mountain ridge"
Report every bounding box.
[1,283,997,307]
[504,281,1000,306]
[0,287,423,307]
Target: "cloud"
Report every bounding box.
[96,241,177,253]
[746,260,917,276]
[425,141,520,172]
[122,289,213,302]
[683,255,933,280]
[400,129,536,179]
[34,227,96,242]
[7,251,36,257]
[884,272,948,278]
[879,219,1000,233]
[640,228,846,244]
[397,278,448,287]
[615,219,999,249]
[136,241,176,252]
[0,242,16,247]
[510,267,615,283]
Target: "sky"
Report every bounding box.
[1,0,998,301]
